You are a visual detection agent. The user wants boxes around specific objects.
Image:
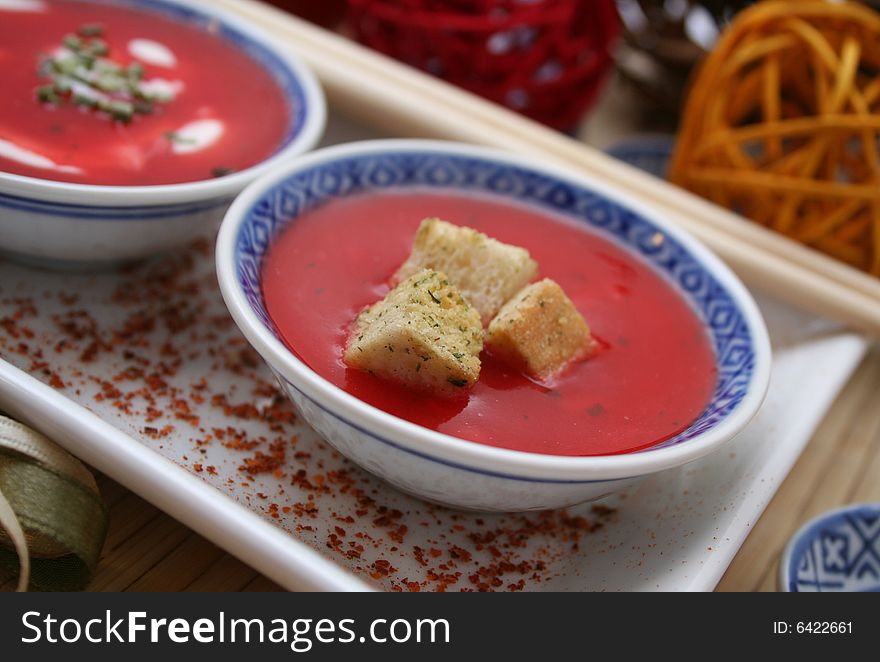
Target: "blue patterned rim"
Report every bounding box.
[781,503,880,592]
[0,189,230,219]
[232,147,758,456]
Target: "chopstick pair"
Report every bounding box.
[215,0,880,335]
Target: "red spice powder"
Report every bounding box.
[0,239,618,592]
[239,437,289,475]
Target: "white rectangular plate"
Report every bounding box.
[0,113,869,591]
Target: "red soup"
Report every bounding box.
[262,192,718,457]
[0,0,291,185]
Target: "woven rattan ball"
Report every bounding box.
[669,0,880,275]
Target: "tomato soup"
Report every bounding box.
[0,0,291,185]
[262,192,718,456]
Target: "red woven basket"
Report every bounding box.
[347,0,620,130]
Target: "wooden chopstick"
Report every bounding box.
[214,0,880,335]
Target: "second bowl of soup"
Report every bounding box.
[0,0,325,266]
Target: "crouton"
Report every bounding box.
[393,218,538,325]
[344,269,484,397]
[486,278,591,380]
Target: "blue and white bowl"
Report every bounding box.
[0,0,325,267]
[781,503,880,592]
[216,139,772,511]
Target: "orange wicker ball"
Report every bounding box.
[669,0,880,275]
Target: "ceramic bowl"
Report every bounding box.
[0,0,325,268]
[780,503,880,592]
[216,139,772,511]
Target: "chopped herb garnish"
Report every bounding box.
[53,78,72,94]
[94,74,126,92]
[101,99,134,121]
[63,35,83,51]
[88,39,109,57]
[72,94,97,108]
[37,85,60,104]
[447,377,468,388]
[165,131,197,145]
[211,166,236,178]
[127,62,144,80]
[427,289,441,304]
[35,24,174,123]
[51,57,78,76]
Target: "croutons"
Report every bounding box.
[393,218,538,325]
[486,278,591,380]
[344,269,484,397]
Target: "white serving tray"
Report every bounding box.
[0,113,869,591]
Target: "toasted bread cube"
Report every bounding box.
[344,269,483,397]
[394,218,538,325]
[486,279,591,380]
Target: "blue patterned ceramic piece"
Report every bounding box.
[781,504,880,592]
